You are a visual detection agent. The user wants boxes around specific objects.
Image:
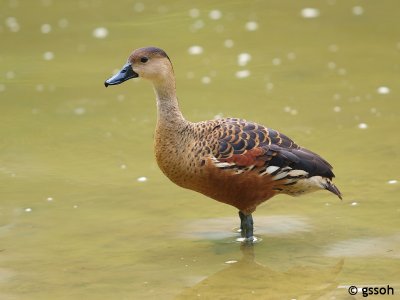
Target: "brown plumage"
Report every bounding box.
[105,46,342,241]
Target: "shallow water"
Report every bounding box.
[1,0,399,299]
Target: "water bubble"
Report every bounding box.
[272,58,281,66]
[287,52,296,60]
[5,16,20,32]
[358,123,368,129]
[209,9,222,20]
[388,180,397,184]
[235,70,250,79]
[224,39,234,48]
[237,53,251,66]
[74,107,86,115]
[201,76,211,84]
[188,45,203,55]
[5,71,15,79]
[333,106,341,112]
[92,27,108,39]
[189,8,200,18]
[377,86,390,95]
[327,62,336,69]
[134,2,145,12]
[328,44,339,52]
[47,197,53,201]
[36,84,44,92]
[40,23,51,34]
[337,68,346,75]
[352,6,364,16]
[43,51,54,60]
[58,18,69,28]
[301,8,320,18]
[214,113,223,119]
[137,176,148,182]
[25,208,32,212]
[191,19,204,30]
[351,202,358,206]
[245,21,258,31]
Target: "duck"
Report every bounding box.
[104,46,342,242]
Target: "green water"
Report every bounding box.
[1,0,399,299]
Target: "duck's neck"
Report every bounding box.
[153,76,186,128]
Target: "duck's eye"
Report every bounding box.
[140,57,149,63]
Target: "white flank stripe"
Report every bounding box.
[266,166,280,174]
[288,169,308,177]
[273,172,289,180]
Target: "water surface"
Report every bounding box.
[1,0,399,299]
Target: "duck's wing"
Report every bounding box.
[208,118,335,179]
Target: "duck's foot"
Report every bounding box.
[238,211,255,242]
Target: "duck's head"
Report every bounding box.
[104,47,172,87]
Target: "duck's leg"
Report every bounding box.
[238,211,254,240]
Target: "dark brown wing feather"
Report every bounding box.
[209,118,335,179]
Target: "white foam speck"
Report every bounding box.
[134,2,145,12]
[58,18,69,28]
[377,86,390,95]
[358,123,368,129]
[188,45,203,55]
[337,68,347,76]
[137,176,147,182]
[235,70,250,79]
[120,164,127,169]
[209,9,222,20]
[328,44,339,52]
[47,197,53,201]
[266,82,274,91]
[189,8,200,18]
[40,23,51,34]
[388,180,398,184]
[74,107,86,115]
[6,71,15,79]
[43,51,54,61]
[272,58,281,66]
[92,27,108,39]
[25,208,32,212]
[328,62,336,69]
[245,21,258,31]
[352,6,364,16]
[351,202,358,206]
[287,52,296,60]
[224,39,234,48]
[301,8,320,18]
[201,76,211,84]
[237,53,251,66]
[191,19,204,30]
[73,205,78,209]
[333,106,341,112]
[214,113,223,119]
[6,16,20,32]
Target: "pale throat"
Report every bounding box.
[153,74,185,125]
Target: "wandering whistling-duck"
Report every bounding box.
[105,47,342,242]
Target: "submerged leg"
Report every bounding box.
[238,211,254,240]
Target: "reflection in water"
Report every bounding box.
[180,215,312,241]
[177,244,345,300]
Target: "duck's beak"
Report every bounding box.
[104,63,138,87]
